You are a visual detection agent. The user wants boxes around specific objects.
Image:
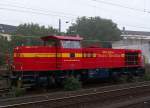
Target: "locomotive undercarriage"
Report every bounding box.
[10,66,145,88]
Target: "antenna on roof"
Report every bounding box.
[123,27,125,32]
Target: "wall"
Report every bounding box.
[112,40,150,63]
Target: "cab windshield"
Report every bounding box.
[61,40,81,48]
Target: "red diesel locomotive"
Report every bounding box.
[12,35,145,86]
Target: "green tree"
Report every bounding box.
[14,23,59,36]
[0,36,10,66]
[0,23,59,66]
[67,17,121,47]
[10,23,59,48]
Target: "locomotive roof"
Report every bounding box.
[41,35,83,41]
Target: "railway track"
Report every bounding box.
[0,81,150,108]
[0,88,9,93]
[0,88,10,97]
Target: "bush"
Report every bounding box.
[63,77,82,91]
[12,87,26,97]
[0,53,6,66]
[118,75,128,83]
[143,74,150,81]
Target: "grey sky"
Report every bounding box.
[0,0,150,31]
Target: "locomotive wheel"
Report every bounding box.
[46,76,56,88]
[109,72,120,82]
[10,76,18,87]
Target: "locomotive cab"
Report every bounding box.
[41,35,83,70]
[41,35,82,49]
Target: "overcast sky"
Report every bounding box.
[0,0,150,32]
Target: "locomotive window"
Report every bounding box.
[125,52,138,65]
[44,40,57,47]
[61,40,81,48]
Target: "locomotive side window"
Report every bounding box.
[44,40,57,47]
[61,40,81,48]
[125,52,138,65]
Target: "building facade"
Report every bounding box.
[0,24,16,41]
[112,30,150,63]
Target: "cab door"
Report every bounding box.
[56,46,62,69]
[60,40,82,70]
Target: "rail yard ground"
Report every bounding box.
[1,81,150,108]
[0,65,150,107]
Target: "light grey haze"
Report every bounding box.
[0,0,149,31]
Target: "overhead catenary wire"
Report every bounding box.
[91,0,150,13]
[78,0,150,30]
[0,6,149,31]
[0,2,80,18]
[0,7,76,19]
[0,1,148,25]
[0,2,78,29]
[0,0,150,31]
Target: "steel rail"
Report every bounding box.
[1,81,150,108]
[0,81,148,101]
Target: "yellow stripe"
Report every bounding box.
[14,53,56,57]
[93,53,97,57]
[121,54,125,57]
[14,53,83,58]
[14,52,127,58]
[75,53,82,57]
[62,53,70,57]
